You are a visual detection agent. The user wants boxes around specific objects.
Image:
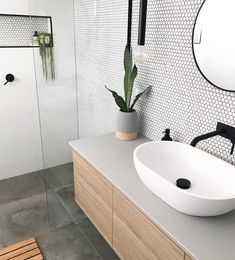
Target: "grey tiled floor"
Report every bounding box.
[0,163,119,260]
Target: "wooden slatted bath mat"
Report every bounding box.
[0,237,43,260]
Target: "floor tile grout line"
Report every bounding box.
[54,186,88,224]
[50,183,75,193]
[76,223,104,260]
[52,188,81,225]
[46,190,74,230]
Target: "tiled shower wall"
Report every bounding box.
[74,0,128,138]
[0,15,49,47]
[74,0,235,165]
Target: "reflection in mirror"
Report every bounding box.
[193,0,235,91]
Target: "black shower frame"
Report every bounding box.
[0,13,53,48]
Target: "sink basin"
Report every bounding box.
[133,141,235,216]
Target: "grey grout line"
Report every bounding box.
[53,187,87,225]
[51,183,75,193]
[76,222,105,260]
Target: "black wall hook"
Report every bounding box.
[4,74,15,85]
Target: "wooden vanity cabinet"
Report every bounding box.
[185,254,193,260]
[113,189,184,260]
[73,151,113,246]
[73,151,191,260]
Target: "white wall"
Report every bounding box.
[0,0,78,180]
[1,0,29,15]
[0,1,44,180]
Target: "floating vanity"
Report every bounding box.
[70,134,235,260]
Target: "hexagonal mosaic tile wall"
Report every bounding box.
[74,0,235,165]
[0,15,49,47]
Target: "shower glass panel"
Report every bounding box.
[0,0,78,250]
[28,0,78,231]
[29,0,78,169]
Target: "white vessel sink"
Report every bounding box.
[133,141,235,216]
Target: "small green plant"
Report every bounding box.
[106,46,150,112]
[38,32,55,81]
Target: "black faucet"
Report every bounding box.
[190,122,235,155]
[190,129,225,147]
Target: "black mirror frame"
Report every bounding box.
[192,0,235,93]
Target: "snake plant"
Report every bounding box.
[106,46,150,112]
[38,33,55,81]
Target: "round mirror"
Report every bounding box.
[193,0,235,91]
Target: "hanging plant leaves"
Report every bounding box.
[38,33,55,81]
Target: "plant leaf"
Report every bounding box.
[126,64,138,110]
[124,46,132,77]
[130,86,151,111]
[38,33,55,81]
[124,46,133,102]
[105,86,128,112]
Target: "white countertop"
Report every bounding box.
[70,133,235,260]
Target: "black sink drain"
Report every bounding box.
[176,178,191,189]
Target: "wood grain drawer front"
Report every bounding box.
[113,189,185,260]
[73,152,113,246]
[185,254,193,260]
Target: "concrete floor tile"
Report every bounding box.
[57,185,87,223]
[0,191,72,246]
[0,193,49,246]
[36,223,102,260]
[42,163,73,191]
[0,163,118,259]
[47,190,73,230]
[0,171,45,205]
[79,218,119,260]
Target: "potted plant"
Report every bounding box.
[106,46,150,141]
[38,32,55,81]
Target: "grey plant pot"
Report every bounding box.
[116,110,138,141]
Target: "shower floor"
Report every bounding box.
[0,163,119,260]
